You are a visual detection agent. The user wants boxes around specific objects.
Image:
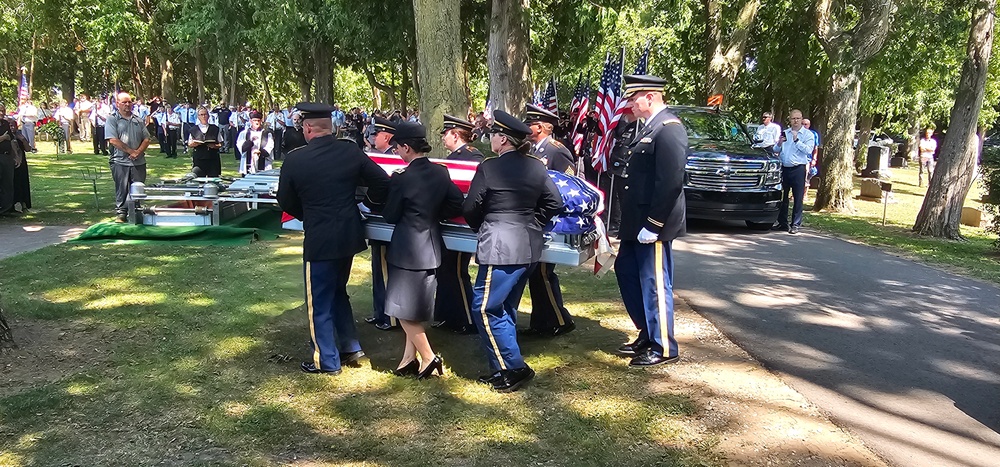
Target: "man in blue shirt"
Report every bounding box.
[773,109,816,234]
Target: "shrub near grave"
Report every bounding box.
[981,145,1000,248]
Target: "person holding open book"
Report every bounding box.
[188,106,223,177]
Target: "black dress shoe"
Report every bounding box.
[617,337,651,356]
[455,325,478,335]
[393,360,419,376]
[341,350,367,368]
[551,322,576,337]
[300,362,342,375]
[492,367,535,393]
[628,350,679,367]
[416,355,444,379]
[431,320,447,328]
[771,224,789,231]
[477,372,502,385]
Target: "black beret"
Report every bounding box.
[490,110,532,139]
[524,104,559,126]
[295,102,335,120]
[442,114,474,134]
[622,74,667,97]
[374,116,396,134]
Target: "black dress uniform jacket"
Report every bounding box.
[463,150,563,265]
[382,157,464,270]
[278,135,390,261]
[282,127,307,153]
[619,108,688,242]
[447,143,484,162]
[533,136,575,175]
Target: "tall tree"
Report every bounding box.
[488,0,531,113]
[704,0,761,106]
[812,0,895,212]
[412,0,469,155]
[913,0,996,238]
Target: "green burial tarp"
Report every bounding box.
[69,209,283,245]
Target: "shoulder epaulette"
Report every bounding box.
[285,145,306,156]
[664,118,682,125]
[392,168,406,175]
[526,153,543,162]
[551,139,564,148]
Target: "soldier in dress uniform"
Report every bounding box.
[521,104,576,338]
[463,110,563,392]
[382,121,464,378]
[277,102,390,374]
[433,114,484,334]
[614,75,688,367]
[364,116,400,331]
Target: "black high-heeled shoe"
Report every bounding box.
[393,360,419,376]
[416,356,444,379]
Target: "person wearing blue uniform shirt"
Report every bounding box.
[364,116,400,331]
[521,104,576,338]
[277,102,390,374]
[382,121,465,378]
[614,74,688,367]
[432,114,484,334]
[772,109,815,234]
[463,110,563,392]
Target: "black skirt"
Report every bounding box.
[385,264,436,322]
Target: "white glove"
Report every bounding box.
[638,227,658,244]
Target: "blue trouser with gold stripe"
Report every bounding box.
[527,262,574,330]
[614,240,678,358]
[305,258,362,371]
[434,249,475,326]
[369,240,397,327]
[471,264,532,372]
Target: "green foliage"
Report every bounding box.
[980,145,1000,246]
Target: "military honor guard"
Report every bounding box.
[382,121,465,378]
[236,111,274,175]
[463,110,563,392]
[521,105,576,337]
[433,114,484,334]
[614,75,688,367]
[277,102,390,374]
[364,116,400,331]
[187,106,223,177]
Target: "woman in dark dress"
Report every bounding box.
[382,121,464,378]
[8,119,31,212]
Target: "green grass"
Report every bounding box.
[0,241,718,466]
[802,164,1000,284]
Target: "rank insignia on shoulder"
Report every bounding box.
[664,118,682,125]
[392,168,406,175]
[552,140,564,147]
[640,137,653,143]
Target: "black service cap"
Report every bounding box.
[490,110,532,139]
[295,102,335,120]
[524,104,559,126]
[622,74,667,97]
[442,114,474,134]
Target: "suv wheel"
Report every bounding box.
[745,220,773,231]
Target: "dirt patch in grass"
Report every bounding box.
[668,299,886,466]
[0,318,115,396]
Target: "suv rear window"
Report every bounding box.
[674,110,752,145]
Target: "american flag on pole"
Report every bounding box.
[543,77,558,112]
[17,72,29,106]
[591,47,625,173]
[634,41,650,75]
[569,74,590,156]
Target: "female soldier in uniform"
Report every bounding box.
[462,110,563,392]
[382,122,464,378]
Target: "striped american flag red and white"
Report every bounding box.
[569,74,590,156]
[591,48,625,173]
[542,77,558,112]
[17,72,29,105]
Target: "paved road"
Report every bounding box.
[673,221,1000,466]
[0,224,85,260]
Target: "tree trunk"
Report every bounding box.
[812,0,894,212]
[218,61,227,104]
[261,59,273,109]
[413,0,469,156]
[704,0,761,107]
[160,54,174,104]
[229,59,239,106]
[856,112,874,171]
[913,0,996,239]
[902,108,920,162]
[0,307,14,351]
[488,0,531,114]
[813,68,862,212]
[28,33,36,97]
[194,46,205,105]
[314,43,333,104]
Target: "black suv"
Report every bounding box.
[670,106,782,230]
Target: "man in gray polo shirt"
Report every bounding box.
[106,92,151,222]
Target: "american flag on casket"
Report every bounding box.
[280,152,615,273]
